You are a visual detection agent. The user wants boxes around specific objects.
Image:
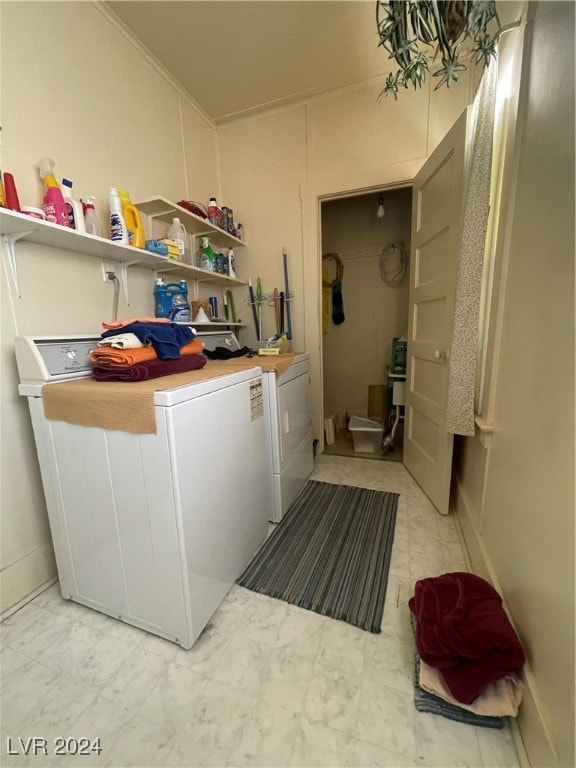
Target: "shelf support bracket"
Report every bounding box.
[118,260,143,306]
[154,265,181,277]
[2,230,34,297]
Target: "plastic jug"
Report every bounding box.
[118,189,145,249]
[154,279,191,322]
[166,217,189,262]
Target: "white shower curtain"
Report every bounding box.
[445,56,498,436]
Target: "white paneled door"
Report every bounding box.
[403,110,468,514]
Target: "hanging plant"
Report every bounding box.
[376,1,500,99]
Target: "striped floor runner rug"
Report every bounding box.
[237,480,398,633]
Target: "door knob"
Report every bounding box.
[434,350,446,360]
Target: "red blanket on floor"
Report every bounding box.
[408,572,525,704]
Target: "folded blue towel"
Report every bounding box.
[101,322,194,360]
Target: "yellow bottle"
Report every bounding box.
[118,189,145,249]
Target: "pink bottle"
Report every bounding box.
[38,158,70,227]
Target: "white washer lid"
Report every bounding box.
[153,366,263,405]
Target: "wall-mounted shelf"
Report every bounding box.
[134,196,245,250]
[0,208,246,298]
[147,261,245,287]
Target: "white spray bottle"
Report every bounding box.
[61,179,86,232]
[82,197,103,236]
[227,246,236,278]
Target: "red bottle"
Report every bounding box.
[3,172,21,212]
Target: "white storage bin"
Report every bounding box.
[348,414,384,454]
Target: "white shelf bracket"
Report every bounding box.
[2,230,34,297]
[119,260,143,306]
[154,265,181,277]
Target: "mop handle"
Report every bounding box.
[226,289,237,323]
[248,279,259,340]
[283,248,292,339]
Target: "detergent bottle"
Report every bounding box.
[170,280,191,322]
[108,187,129,244]
[82,197,103,236]
[154,278,191,322]
[118,189,145,249]
[61,179,86,232]
[154,277,168,318]
[38,158,69,227]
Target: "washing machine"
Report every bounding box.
[196,332,313,522]
[15,334,272,649]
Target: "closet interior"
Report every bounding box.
[321,187,413,461]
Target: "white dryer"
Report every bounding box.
[197,332,313,522]
[15,335,272,649]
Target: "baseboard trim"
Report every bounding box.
[452,475,559,768]
[0,577,58,622]
[0,543,57,618]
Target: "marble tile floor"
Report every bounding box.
[1,455,520,768]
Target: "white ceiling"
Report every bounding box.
[105,1,389,123]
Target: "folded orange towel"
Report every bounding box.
[90,339,203,367]
[102,317,171,330]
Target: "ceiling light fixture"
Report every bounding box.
[376,194,385,221]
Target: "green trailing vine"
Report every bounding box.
[376,1,500,99]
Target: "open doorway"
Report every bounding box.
[320,186,413,462]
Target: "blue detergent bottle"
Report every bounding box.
[154,278,191,322]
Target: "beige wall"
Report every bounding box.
[219,4,575,764]
[452,3,575,766]
[216,106,309,346]
[2,1,573,765]
[1,0,462,616]
[218,74,473,440]
[1,0,472,613]
[0,1,219,613]
[321,188,411,423]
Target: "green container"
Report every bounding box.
[391,338,407,374]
